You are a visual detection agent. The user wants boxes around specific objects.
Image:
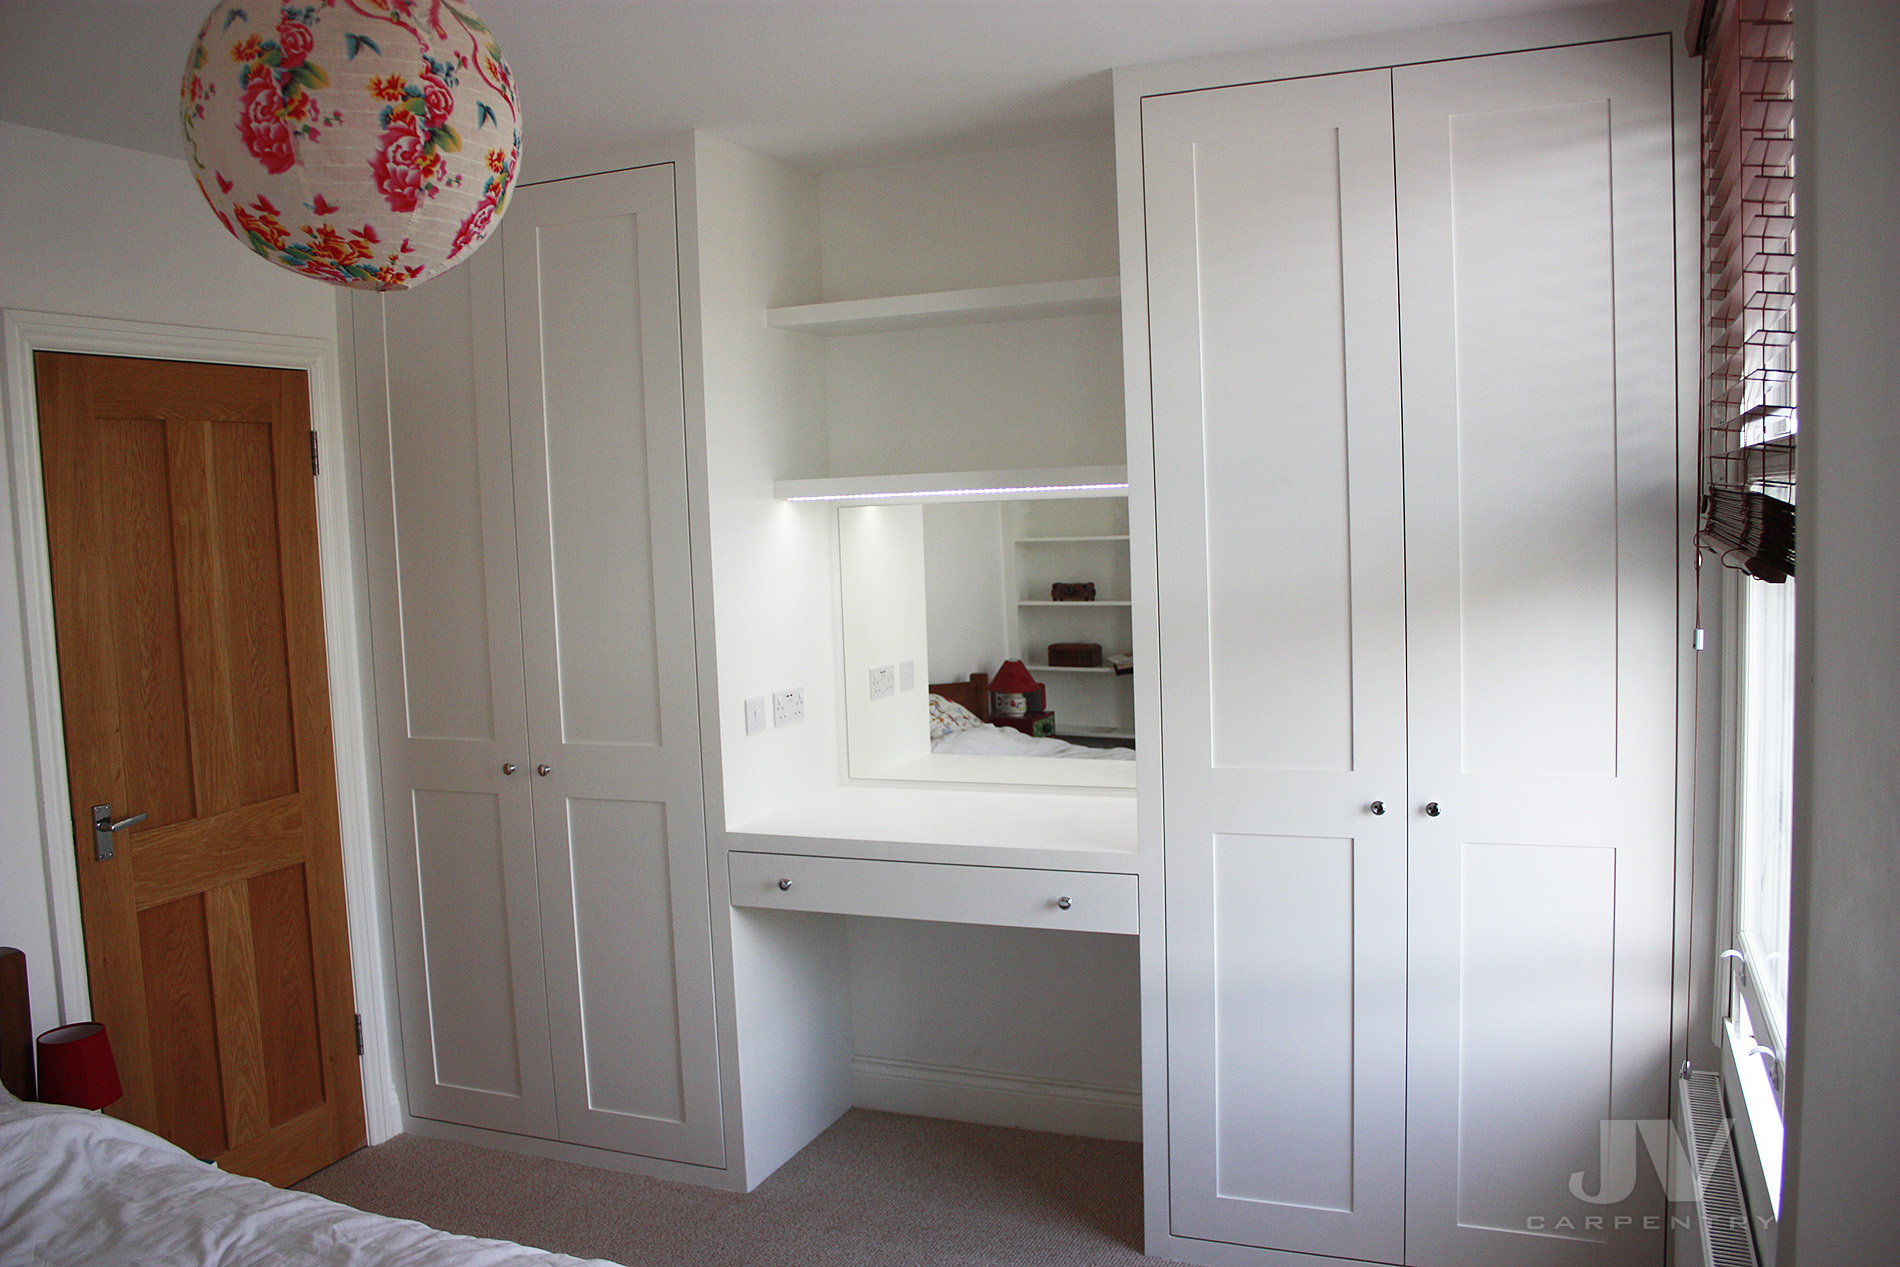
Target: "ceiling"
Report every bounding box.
[1,0,1611,174]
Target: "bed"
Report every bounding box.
[927,672,1134,761]
[0,947,627,1267]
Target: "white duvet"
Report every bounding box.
[0,1090,625,1267]
[931,723,1135,760]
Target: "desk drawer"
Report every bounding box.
[728,852,1137,934]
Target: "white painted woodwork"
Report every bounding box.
[1396,38,1680,1267]
[359,164,723,1169]
[1142,67,1410,1263]
[357,250,558,1140]
[766,276,1118,334]
[729,851,1138,934]
[503,166,723,1168]
[1139,33,1682,1267]
[774,464,1127,503]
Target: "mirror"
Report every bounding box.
[839,497,1135,790]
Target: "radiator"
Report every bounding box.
[1678,1070,1763,1267]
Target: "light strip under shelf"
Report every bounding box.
[775,466,1128,505]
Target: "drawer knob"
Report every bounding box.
[537,764,554,777]
[1424,801,1442,817]
[1056,895,1072,910]
[502,762,518,776]
[1369,800,1385,816]
[778,877,794,891]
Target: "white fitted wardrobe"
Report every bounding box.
[353,163,724,1171]
[1120,19,1691,1267]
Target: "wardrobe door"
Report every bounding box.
[1143,70,1409,1262]
[503,165,725,1167]
[355,252,558,1138]
[1395,36,1681,1267]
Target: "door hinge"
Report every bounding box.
[354,1013,364,1056]
[310,430,320,476]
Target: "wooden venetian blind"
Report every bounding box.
[1691,0,1797,582]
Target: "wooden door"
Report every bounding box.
[503,164,725,1168]
[1395,37,1680,1267]
[1142,69,1410,1262]
[35,351,364,1185]
[355,247,560,1140]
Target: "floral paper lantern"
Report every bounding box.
[181,0,521,291]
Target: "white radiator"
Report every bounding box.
[1678,1070,1763,1267]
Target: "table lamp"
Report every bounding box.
[36,1022,123,1110]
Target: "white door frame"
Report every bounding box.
[2,307,400,1144]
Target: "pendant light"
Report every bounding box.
[181,0,521,291]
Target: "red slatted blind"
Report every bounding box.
[1692,0,1797,581]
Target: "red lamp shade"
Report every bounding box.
[36,1022,123,1110]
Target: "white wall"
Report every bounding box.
[816,136,1124,478]
[691,133,839,829]
[0,122,339,1039]
[922,502,1010,683]
[1780,5,1900,1262]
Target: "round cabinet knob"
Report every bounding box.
[1424,801,1442,817]
[1056,896,1073,910]
[1369,800,1386,816]
[777,878,794,891]
[537,764,553,777]
[502,763,518,776]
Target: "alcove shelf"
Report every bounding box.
[774,465,1128,505]
[766,276,1119,335]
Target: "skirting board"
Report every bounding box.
[851,1055,1141,1142]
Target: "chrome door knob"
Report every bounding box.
[777,878,794,891]
[1056,896,1073,910]
[537,764,553,777]
[1369,800,1386,816]
[502,762,518,775]
[1424,801,1442,817]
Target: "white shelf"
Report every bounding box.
[776,465,1127,505]
[1026,663,1127,675]
[1019,600,1132,608]
[767,277,1120,335]
[1016,535,1131,544]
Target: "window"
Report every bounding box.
[1692,0,1797,1223]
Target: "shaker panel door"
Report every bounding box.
[356,255,557,1140]
[1144,69,1409,1264]
[504,165,725,1168]
[1396,36,1681,1267]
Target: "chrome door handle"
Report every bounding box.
[1424,801,1442,817]
[91,804,148,862]
[537,764,553,777]
[1369,800,1386,816]
[502,762,518,776]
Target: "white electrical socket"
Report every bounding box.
[869,665,896,699]
[744,695,769,735]
[899,660,916,691]
[772,687,804,726]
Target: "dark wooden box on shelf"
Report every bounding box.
[1047,642,1104,668]
[1050,582,1096,601]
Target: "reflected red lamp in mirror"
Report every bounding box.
[36,1022,123,1110]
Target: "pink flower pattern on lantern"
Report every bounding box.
[371,109,433,213]
[183,0,521,290]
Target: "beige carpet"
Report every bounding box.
[295,1109,1147,1266]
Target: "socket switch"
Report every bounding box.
[773,687,804,726]
[869,665,896,700]
[744,695,769,735]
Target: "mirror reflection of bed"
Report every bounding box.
[928,672,1134,762]
[838,495,1136,789]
